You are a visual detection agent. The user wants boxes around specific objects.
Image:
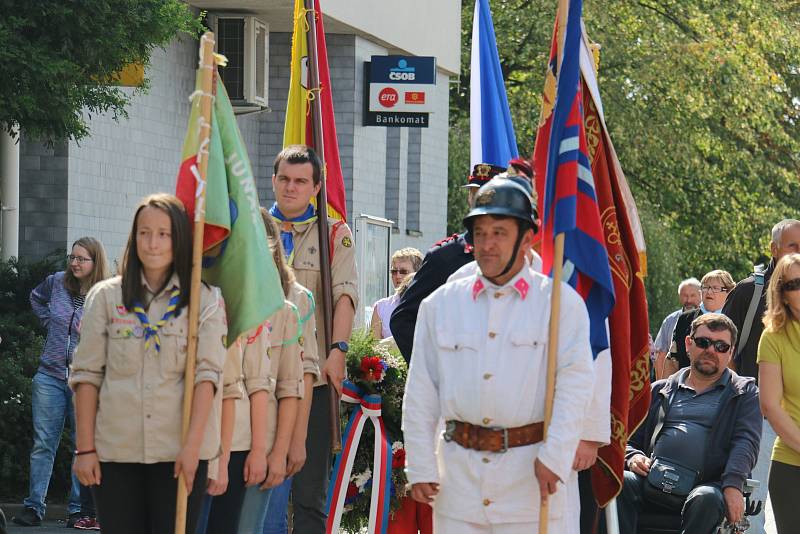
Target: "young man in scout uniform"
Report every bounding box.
[402,178,594,533]
[267,145,358,533]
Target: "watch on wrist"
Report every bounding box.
[330,341,349,353]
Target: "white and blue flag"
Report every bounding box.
[470,0,518,170]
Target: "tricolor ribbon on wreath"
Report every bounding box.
[325,380,393,534]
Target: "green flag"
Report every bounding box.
[176,78,283,345]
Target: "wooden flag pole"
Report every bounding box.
[175,31,215,534]
[539,233,564,534]
[540,2,569,533]
[304,0,343,454]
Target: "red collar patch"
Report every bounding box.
[472,278,485,301]
[513,278,530,301]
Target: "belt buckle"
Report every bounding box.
[490,426,509,453]
[443,420,456,442]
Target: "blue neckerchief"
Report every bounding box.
[132,287,181,352]
[269,203,316,261]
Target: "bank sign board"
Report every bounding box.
[365,56,436,127]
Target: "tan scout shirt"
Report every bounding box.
[223,340,245,401]
[288,281,320,381]
[231,299,305,452]
[286,217,358,386]
[69,274,228,463]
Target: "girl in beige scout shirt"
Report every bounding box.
[227,210,320,533]
[261,207,321,476]
[71,194,228,534]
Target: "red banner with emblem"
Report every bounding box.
[581,76,651,507]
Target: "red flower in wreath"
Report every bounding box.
[360,356,386,382]
[392,447,406,469]
[346,482,359,500]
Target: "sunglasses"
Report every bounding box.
[781,278,800,292]
[390,269,411,276]
[691,336,731,354]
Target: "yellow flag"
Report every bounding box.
[284,0,309,146]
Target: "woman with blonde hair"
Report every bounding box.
[370,247,423,340]
[758,252,800,533]
[12,237,109,529]
[71,194,227,533]
[664,269,736,376]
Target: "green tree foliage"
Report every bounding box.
[0,0,202,143]
[449,0,800,328]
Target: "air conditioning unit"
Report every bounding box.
[211,14,269,111]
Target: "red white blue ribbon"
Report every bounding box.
[326,380,392,534]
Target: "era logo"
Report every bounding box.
[379,87,399,108]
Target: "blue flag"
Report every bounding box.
[537,0,615,357]
[470,0,518,169]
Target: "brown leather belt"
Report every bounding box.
[443,420,544,453]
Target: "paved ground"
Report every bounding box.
[2,499,779,533]
[2,504,80,534]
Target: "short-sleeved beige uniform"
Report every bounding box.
[288,281,320,381]
[69,274,228,463]
[280,217,358,386]
[230,298,305,453]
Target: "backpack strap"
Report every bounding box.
[649,389,674,455]
[735,268,765,364]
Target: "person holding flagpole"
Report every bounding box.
[266,145,358,533]
[70,193,228,534]
[391,0,519,366]
[403,178,594,533]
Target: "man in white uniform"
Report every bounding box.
[402,178,595,533]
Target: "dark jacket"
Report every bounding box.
[669,308,703,369]
[721,259,775,379]
[626,368,762,492]
[390,232,474,362]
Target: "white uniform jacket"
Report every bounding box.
[403,266,594,525]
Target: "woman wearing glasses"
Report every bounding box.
[370,247,423,340]
[12,238,109,529]
[758,253,800,533]
[661,270,736,378]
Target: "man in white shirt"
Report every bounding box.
[402,178,595,533]
[653,278,701,379]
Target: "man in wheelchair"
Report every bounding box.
[617,314,762,534]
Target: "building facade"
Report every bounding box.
[1,0,460,324]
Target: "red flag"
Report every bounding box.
[310,0,347,221]
[581,77,651,506]
[284,0,347,221]
[533,19,651,506]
